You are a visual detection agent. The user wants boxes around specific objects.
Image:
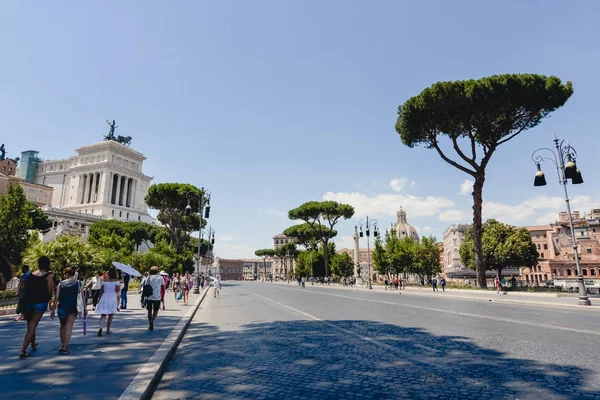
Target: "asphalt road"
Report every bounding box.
[153,282,600,400]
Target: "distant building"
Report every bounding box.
[11,138,156,242]
[214,258,244,280]
[242,259,272,280]
[272,234,296,279]
[442,223,471,278]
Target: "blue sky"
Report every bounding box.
[2,1,599,258]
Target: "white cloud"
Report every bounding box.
[257,208,288,219]
[323,191,454,218]
[334,235,356,251]
[439,209,466,222]
[459,180,473,196]
[389,178,416,192]
[219,234,234,242]
[423,226,433,232]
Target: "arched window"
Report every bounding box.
[552,269,557,276]
[567,269,572,276]
[582,269,588,276]
[591,269,596,276]
[540,253,544,259]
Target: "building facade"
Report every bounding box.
[442,223,471,278]
[242,259,272,280]
[214,258,244,280]
[31,141,153,222]
[271,234,297,279]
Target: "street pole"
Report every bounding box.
[359,215,379,290]
[185,188,211,295]
[553,139,590,306]
[532,139,590,306]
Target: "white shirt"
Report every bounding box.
[91,276,102,291]
[146,274,164,301]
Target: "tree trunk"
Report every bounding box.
[497,267,503,279]
[324,240,330,277]
[472,174,487,288]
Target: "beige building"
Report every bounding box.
[272,234,297,279]
[242,259,272,280]
[0,158,54,206]
[214,258,244,281]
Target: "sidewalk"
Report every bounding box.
[0,288,208,400]
[272,280,600,310]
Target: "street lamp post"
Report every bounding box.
[200,226,215,279]
[185,187,211,294]
[532,138,590,306]
[358,215,379,290]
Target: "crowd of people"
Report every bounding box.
[0,254,221,359]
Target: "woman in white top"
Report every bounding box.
[213,275,221,298]
[95,268,120,336]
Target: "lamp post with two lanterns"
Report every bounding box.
[532,137,590,306]
[185,187,211,294]
[357,215,379,290]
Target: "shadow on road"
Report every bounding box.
[157,319,600,399]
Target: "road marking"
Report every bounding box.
[258,287,600,337]
[253,292,441,367]
[302,290,600,337]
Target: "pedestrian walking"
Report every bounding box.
[120,272,130,310]
[301,277,306,287]
[85,271,102,311]
[51,267,85,355]
[96,268,120,337]
[181,272,191,305]
[140,272,149,308]
[432,277,438,292]
[495,276,501,294]
[384,278,388,290]
[145,266,165,331]
[213,275,221,298]
[14,265,30,321]
[440,277,446,292]
[172,273,182,302]
[160,271,168,310]
[0,255,13,291]
[19,256,54,358]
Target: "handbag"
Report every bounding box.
[176,290,183,301]
[76,282,84,315]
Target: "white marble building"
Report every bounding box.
[34,140,153,223]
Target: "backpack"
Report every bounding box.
[142,279,153,297]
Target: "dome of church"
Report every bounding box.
[395,208,419,241]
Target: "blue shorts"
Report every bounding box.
[25,302,48,313]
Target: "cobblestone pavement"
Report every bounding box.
[153,282,600,400]
[0,290,202,400]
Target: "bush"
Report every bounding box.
[0,290,18,300]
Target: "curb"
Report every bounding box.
[117,286,210,400]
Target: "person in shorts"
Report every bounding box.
[51,267,85,355]
[145,266,165,331]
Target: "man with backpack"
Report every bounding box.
[143,267,165,331]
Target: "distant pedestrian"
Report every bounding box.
[384,279,388,290]
[0,255,13,291]
[85,271,102,311]
[51,267,85,355]
[145,266,165,331]
[181,272,191,306]
[96,268,120,337]
[301,277,306,287]
[394,277,399,289]
[213,275,221,298]
[120,272,130,310]
[172,273,182,302]
[160,271,168,310]
[15,265,30,321]
[140,272,149,308]
[495,276,501,294]
[19,256,53,358]
[440,277,446,292]
[432,277,438,292]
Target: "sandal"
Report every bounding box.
[58,348,71,355]
[97,328,103,337]
[106,330,112,334]
[19,351,30,359]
